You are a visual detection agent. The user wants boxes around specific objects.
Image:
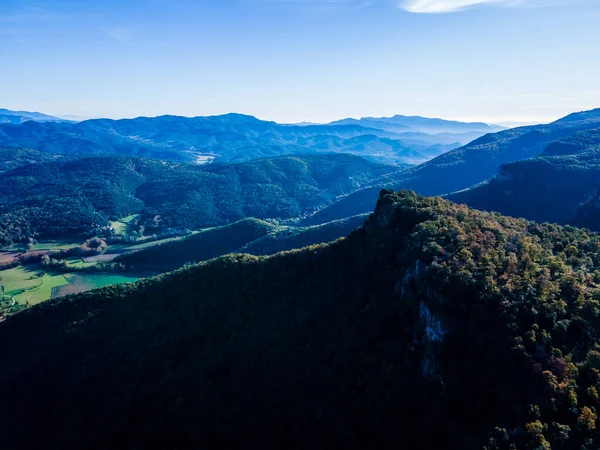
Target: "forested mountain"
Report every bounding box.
[116,214,368,272]
[329,114,504,134]
[0,154,391,245]
[3,191,600,449]
[306,108,600,225]
[0,147,63,173]
[388,108,600,196]
[448,128,600,230]
[0,108,66,125]
[0,113,458,166]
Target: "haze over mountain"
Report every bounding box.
[0,108,67,125]
[306,108,600,225]
[0,111,502,167]
[329,114,505,135]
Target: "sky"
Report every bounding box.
[1,0,599,124]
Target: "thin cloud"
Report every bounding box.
[399,0,517,13]
[105,27,133,42]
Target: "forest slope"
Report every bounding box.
[116,215,368,272]
[0,153,391,245]
[2,191,600,449]
[448,127,600,230]
[306,108,600,225]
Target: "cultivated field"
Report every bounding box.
[54,273,140,298]
[0,265,69,306]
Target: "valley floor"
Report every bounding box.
[0,234,182,317]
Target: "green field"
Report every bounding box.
[2,240,79,253]
[0,264,143,313]
[66,258,97,269]
[0,230,174,314]
[110,214,141,236]
[0,265,69,306]
[32,241,79,251]
[55,273,141,298]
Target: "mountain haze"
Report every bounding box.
[307,108,600,225]
[329,114,504,135]
[0,108,66,124]
[0,113,462,166]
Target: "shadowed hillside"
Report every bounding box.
[2,191,600,449]
[305,109,600,225]
[448,127,600,230]
[116,215,368,272]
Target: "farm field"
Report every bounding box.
[110,214,141,236]
[54,273,141,298]
[0,214,198,316]
[32,241,79,251]
[0,265,69,307]
[66,258,98,269]
[1,263,144,315]
[1,241,79,253]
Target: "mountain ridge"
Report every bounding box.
[0,108,67,124]
[0,153,392,245]
[2,190,600,448]
[304,108,600,225]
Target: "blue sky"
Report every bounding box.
[1,0,599,124]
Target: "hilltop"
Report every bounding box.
[2,191,600,448]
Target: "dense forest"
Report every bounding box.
[116,215,368,272]
[0,153,391,245]
[0,147,63,173]
[3,190,600,448]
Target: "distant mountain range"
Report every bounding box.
[5,108,600,449]
[329,114,505,134]
[307,108,600,226]
[0,108,68,125]
[0,109,503,167]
